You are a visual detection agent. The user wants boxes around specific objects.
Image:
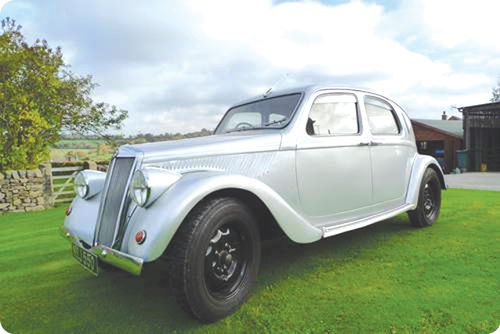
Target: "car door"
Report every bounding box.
[296,92,373,225]
[362,94,414,211]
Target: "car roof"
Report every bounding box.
[230,85,401,110]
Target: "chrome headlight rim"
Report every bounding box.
[130,169,150,207]
[130,168,181,208]
[74,170,106,200]
[74,172,89,199]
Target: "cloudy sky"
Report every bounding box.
[1,0,499,134]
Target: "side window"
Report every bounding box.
[307,94,359,136]
[364,96,400,135]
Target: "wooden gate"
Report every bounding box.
[51,165,84,204]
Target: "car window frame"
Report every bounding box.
[306,92,362,137]
[363,95,401,136]
[214,92,304,134]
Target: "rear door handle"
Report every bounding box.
[358,141,370,146]
[370,141,382,146]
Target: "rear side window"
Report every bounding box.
[307,94,359,136]
[364,96,399,135]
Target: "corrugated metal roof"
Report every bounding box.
[412,119,463,138]
[459,101,500,111]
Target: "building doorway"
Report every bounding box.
[417,140,446,171]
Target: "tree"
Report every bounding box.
[491,77,500,102]
[0,18,128,170]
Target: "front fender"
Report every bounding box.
[63,193,101,246]
[406,154,446,208]
[122,171,322,262]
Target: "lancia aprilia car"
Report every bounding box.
[61,85,445,322]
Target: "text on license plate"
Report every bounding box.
[72,243,98,275]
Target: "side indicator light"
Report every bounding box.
[65,206,72,216]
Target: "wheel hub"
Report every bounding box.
[222,252,233,266]
[423,183,435,217]
[206,227,240,283]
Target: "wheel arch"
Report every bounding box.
[427,163,446,190]
[406,154,446,208]
[201,188,287,240]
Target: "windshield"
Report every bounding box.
[215,93,302,134]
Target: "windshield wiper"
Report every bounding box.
[263,118,288,127]
[225,118,288,134]
[225,126,259,133]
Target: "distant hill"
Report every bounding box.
[51,129,213,162]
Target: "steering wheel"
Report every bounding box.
[235,122,253,129]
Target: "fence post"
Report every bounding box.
[83,161,97,170]
[39,163,54,208]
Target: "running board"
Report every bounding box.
[322,204,414,238]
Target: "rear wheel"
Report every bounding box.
[165,197,261,322]
[408,168,442,227]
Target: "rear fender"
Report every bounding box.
[406,154,446,209]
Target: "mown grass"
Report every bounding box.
[0,189,498,333]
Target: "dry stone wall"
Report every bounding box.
[0,164,53,213]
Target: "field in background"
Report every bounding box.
[50,129,212,163]
[0,189,498,333]
[50,139,112,162]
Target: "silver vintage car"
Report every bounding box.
[62,85,445,322]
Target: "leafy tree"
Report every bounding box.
[491,77,500,102]
[0,18,127,170]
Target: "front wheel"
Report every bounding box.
[408,168,442,227]
[165,197,261,322]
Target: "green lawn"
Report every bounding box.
[0,189,498,333]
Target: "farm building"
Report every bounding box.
[459,101,500,171]
[411,113,463,173]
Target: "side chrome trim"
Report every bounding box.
[61,226,143,276]
[322,204,414,238]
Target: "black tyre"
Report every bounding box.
[165,197,261,322]
[408,168,442,227]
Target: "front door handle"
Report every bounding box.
[370,141,382,146]
[358,141,370,146]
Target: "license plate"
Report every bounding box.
[72,243,98,276]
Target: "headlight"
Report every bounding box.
[74,170,106,200]
[130,170,149,207]
[130,168,181,207]
[74,172,88,198]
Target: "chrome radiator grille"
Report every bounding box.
[96,157,136,247]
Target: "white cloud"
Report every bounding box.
[1,0,499,133]
[0,0,11,12]
[392,0,500,51]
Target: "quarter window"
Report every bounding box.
[307,94,359,136]
[364,96,399,135]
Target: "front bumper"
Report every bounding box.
[60,226,144,276]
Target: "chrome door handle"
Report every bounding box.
[370,141,382,146]
[358,141,370,146]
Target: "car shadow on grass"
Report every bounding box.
[64,215,414,332]
[257,215,414,285]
